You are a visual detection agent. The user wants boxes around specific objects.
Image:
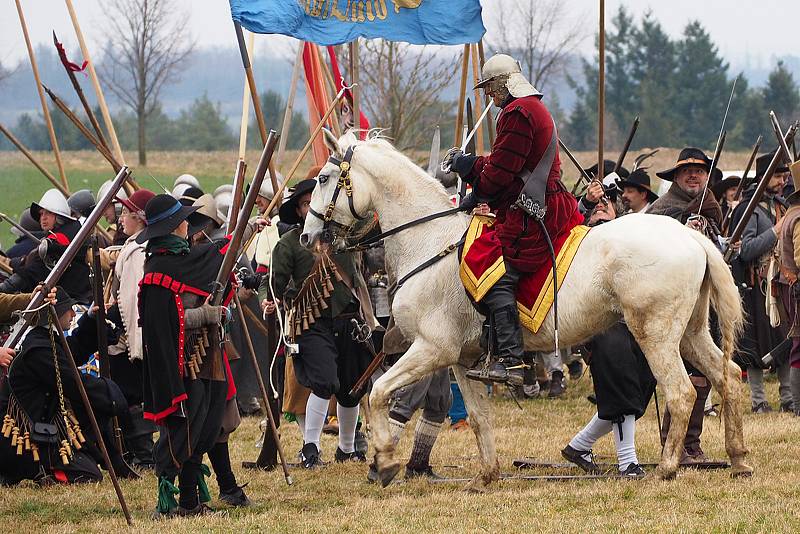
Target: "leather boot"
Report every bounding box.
[466,304,526,386]
[683,377,711,462]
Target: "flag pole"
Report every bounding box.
[597,0,606,178]
[350,40,361,139]
[477,40,495,146]
[14,0,69,191]
[64,0,126,166]
[454,44,470,146]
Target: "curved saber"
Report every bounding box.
[460,104,492,153]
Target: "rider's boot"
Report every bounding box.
[466,266,527,386]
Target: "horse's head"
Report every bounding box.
[300,129,377,249]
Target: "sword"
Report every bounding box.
[427,126,440,177]
[461,104,492,153]
[348,318,385,397]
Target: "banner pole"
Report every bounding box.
[350,40,361,139]
[277,42,304,169]
[470,43,485,154]
[454,44,470,146]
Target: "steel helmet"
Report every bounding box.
[214,192,233,225]
[172,182,193,200]
[30,189,74,221]
[174,173,201,189]
[258,172,284,201]
[98,180,128,202]
[67,189,97,218]
[474,54,541,99]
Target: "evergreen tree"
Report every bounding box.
[763,60,800,124]
[248,90,310,151]
[673,21,731,148]
[177,95,234,151]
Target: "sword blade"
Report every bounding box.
[427,126,440,177]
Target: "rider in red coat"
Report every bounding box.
[445,54,582,385]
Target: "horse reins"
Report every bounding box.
[308,146,470,292]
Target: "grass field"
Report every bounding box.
[1,374,798,532]
[0,147,756,249]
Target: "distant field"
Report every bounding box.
[0,147,754,248]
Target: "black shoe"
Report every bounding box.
[335,447,367,463]
[561,445,600,473]
[151,506,179,520]
[620,463,646,478]
[177,503,219,517]
[752,401,773,414]
[780,401,795,413]
[219,484,252,507]
[300,443,324,469]
[548,370,566,398]
[466,359,525,386]
[404,465,443,480]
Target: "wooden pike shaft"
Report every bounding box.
[597,0,606,179]
[277,43,304,168]
[64,0,125,165]
[261,89,349,219]
[234,22,281,205]
[477,40,495,146]
[228,160,248,227]
[318,50,342,138]
[233,292,292,485]
[53,31,109,153]
[455,44,470,146]
[238,33,255,160]
[15,0,69,190]
[470,43,485,154]
[50,304,132,525]
[0,123,70,196]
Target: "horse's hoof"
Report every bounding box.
[655,465,678,480]
[731,463,754,478]
[379,462,402,487]
[463,475,489,493]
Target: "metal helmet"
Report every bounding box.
[213,184,233,197]
[258,172,284,201]
[474,54,541,99]
[67,189,97,219]
[174,173,201,189]
[214,192,233,225]
[31,189,74,221]
[11,208,39,238]
[98,180,128,202]
[191,194,224,227]
[172,182,193,200]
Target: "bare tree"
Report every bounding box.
[0,59,18,85]
[487,0,587,92]
[358,40,453,150]
[102,0,193,165]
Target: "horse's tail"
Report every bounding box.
[688,231,744,368]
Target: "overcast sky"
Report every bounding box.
[1,0,795,68]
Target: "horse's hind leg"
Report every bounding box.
[370,338,457,487]
[452,364,500,491]
[625,315,694,480]
[680,326,753,477]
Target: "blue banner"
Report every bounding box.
[230,0,485,46]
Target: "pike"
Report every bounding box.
[1,166,132,351]
[725,123,798,262]
[52,31,109,153]
[0,122,69,196]
[615,115,639,173]
[0,212,42,245]
[695,75,739,216]
[769,111,797,165]
[427,126,441,177]
[723,135,762,235]
[559,139,594,188]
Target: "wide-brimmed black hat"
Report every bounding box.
[617,169,658,203]
[179,186,204,206]
[583,160,629,179]
[755,149,790,179]
[710,176,741,202]
[279,179,317,226]
[135,194,198,243]
[657,148,712,181]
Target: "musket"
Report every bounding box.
[723,135,762,235]
[769,111,797,165]
[615,115,639,173]
[227,159,248,229]
[209,131,279,306]
[53,31,109,153]
[0,212,42,244]
[48,304,132,525]
[559,139,594,187]
[2,166,131,350]
[725,123,798,262]
[90,235,125,457]
[695,76,739,216]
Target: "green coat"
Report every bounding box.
[259,228,358,319]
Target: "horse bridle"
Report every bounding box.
[308,146,367,243]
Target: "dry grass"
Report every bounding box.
[1,375,799,532]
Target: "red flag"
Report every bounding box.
[326,46,369,139]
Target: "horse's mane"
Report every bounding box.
[340,133,453,207]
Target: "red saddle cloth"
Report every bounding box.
[460,215,590,333]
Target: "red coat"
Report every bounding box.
[467,95,582,273]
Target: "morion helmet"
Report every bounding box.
[474,54,542,99]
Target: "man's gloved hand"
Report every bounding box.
[459,192,479,211]
[442,147,478,180]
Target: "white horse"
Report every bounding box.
[301,131,752,489]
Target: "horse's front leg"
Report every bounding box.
[370,337,456,487]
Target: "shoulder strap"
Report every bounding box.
[514,119,558,220]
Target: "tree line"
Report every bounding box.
[563,6,800,151]
[0,90,309,154]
